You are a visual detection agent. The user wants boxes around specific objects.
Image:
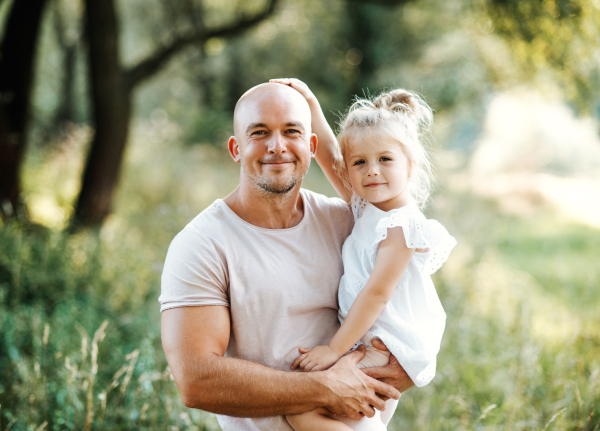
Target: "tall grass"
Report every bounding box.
[0,222,220,430]
[1,123,598,430]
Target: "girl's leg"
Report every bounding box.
[288,348,398,431]
[286,408,353,431]
[356,347,400,428]
[379,398,399,426]
[334,411,387,431]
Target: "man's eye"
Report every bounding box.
[252,130,266,136]
[286,129,300,134]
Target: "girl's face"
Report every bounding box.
[344,135,412,212]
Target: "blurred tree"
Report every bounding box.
[485,0,600,111]
[0,0,48,221]
[346,0,410,98]
[3,0,599,229]
[73,0,279,227]
[192,0,412,137]
[51,0,80,128]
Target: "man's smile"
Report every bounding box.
[259,158,297,167]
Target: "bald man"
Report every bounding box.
[160,83,410,431]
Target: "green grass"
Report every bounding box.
[1,127,599,430]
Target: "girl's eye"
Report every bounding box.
[380,157,391,161]
[353,160,365,166]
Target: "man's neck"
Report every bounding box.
[223,180,305,230]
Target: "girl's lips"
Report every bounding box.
[364,183,385,188]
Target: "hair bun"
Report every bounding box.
[372,89,420,117]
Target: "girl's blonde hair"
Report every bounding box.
[336,88,435,208]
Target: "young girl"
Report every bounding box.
[270,79,456,431]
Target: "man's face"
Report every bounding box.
[230,84,316,195]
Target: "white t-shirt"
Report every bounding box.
[159,189,355,431]
[339,193,456,387]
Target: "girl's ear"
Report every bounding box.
[407,159,415,179]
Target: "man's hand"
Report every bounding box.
[360,338,415,394]
[321,345,401,421]
[291,345,341,372]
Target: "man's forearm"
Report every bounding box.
[162,307,398,420]
[176,353,328,417]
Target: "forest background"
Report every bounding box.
[1,0,599,429]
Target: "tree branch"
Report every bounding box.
[125,0,278,90]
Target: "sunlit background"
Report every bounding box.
[0,0,599,429]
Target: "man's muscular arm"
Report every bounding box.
[161,305,400,420]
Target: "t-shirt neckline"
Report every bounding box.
[216,189,309,232]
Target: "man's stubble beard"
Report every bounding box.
[242,158,311,195]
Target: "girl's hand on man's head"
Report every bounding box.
[269,78,316,104]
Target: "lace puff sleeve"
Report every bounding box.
[373,206,457,274]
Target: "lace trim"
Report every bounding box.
[373,206,457,275]
[350,192,368,222]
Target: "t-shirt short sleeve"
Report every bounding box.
[159,228,229,312]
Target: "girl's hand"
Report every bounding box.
[270,77,352,202]
[291,345,342,372]
[269,78,316,104]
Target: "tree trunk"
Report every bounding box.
[346,0,408,98]
[0,0,48,220]
[73,0,130,227]
[227,44,246,112]
[73,0,278,227]
[53,4,78,127]
[347,2,378,99]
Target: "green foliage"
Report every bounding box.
[21,0,600,152]
[389,193,600,430]
[0,222,217,430]
[484,0,600,111]
[494,216,600,315]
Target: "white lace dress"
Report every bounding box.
[338,194,457,387]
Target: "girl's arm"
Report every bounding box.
[330,227,414,356]
[291,227,414,371]
[269,79,352,202]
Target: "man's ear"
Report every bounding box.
[228,136,241,163]
[309,133,318,159]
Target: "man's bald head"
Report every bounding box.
[233,82,312,138]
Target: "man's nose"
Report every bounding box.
[267,132,287,154]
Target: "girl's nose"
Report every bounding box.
[366,163,379,176]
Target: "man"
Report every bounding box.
[160,82,413,431]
